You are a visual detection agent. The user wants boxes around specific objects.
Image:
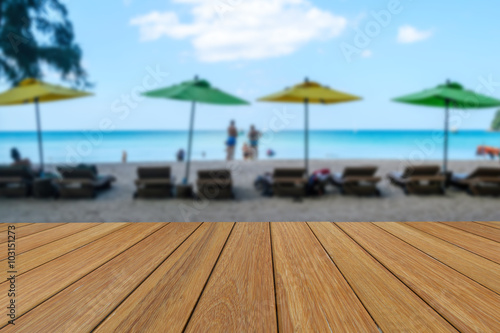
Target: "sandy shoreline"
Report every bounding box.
[1,159,500,222]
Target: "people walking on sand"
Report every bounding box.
[248,125,261,159]
[226,120,238,161]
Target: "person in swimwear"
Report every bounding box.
[226,120,238,161]
[248,125,261,160]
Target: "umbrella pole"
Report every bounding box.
[184,100,196,184]
[443,99,450,175]
[34,98,45,174]
[305,98,309,175]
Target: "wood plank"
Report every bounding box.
[337,222,500,332]
[376,222,500,295]
[5,223,201,333]
[96,223,233,333]
[0,223,66,244]
[0,223,32,232]
[309,222,457,332]
[475,222,500,230]
[407,222,500,264]
[185,223,277,332]
[271,222,378,332]
[0,223,98,260]
[0,223,164,327]
[440,222,500,243]
[11,223,129,276]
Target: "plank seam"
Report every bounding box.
[0,223,132,282]
[268,222,280,333]
[181,222,237,333]
[0,223,33,231]
[90,222,205,332]
[373,223,500,297]
[0,223,68,245]
[441,222,500,244]
[474,221,500,230]
[0,223,170,330]
[306,222,382,332]
[0,223,102,259]
[335,222,460,332]
[404,222,500,265]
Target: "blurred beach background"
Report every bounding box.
[1,158,499,223]
[2,0,500,222]
[1,130,500,163]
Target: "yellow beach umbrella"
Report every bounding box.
[258,78,361,173]
[0,78,93,172]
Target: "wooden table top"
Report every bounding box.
[1,222,499,332]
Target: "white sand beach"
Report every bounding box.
[1,159,500,222]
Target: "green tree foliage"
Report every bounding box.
[0,0,89,87]
[492,109,500,131]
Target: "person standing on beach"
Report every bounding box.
[176,149,185,162]
[248,125,261,159]
[226,120,237,161]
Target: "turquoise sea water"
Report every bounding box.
[1,130,499,164]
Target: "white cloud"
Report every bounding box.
[397,25,433,44]
[130,0,347,62]
[361,49,372,58]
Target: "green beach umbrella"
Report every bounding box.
[142,76,249,184]
[393,80,500,174]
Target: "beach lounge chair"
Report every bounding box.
[134,166,174,198]
[388,165,446,195]
[451,167,500,196]
[331,166,381,196]
[197,169,234,199]
[273,168,307,197]
[56,165,116,198]
[0,165,36,197]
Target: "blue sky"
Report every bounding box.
[1,0,500,131]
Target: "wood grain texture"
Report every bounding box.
[309,222,457,332]
[0,223,163,327]
[271,222,378,332]
[338,222,500,332]
[5,223,201,333]
[407,222,500,264]
[96,222,233,333]
[186,222,277,333]
[0,223,98,260]
[375,222,500,294]
[475,221,500,230]
[0,223,32,232]
[440,222,500,243]
[3,222,500,332]
[13,222,129,276]
[0,223,66,244]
